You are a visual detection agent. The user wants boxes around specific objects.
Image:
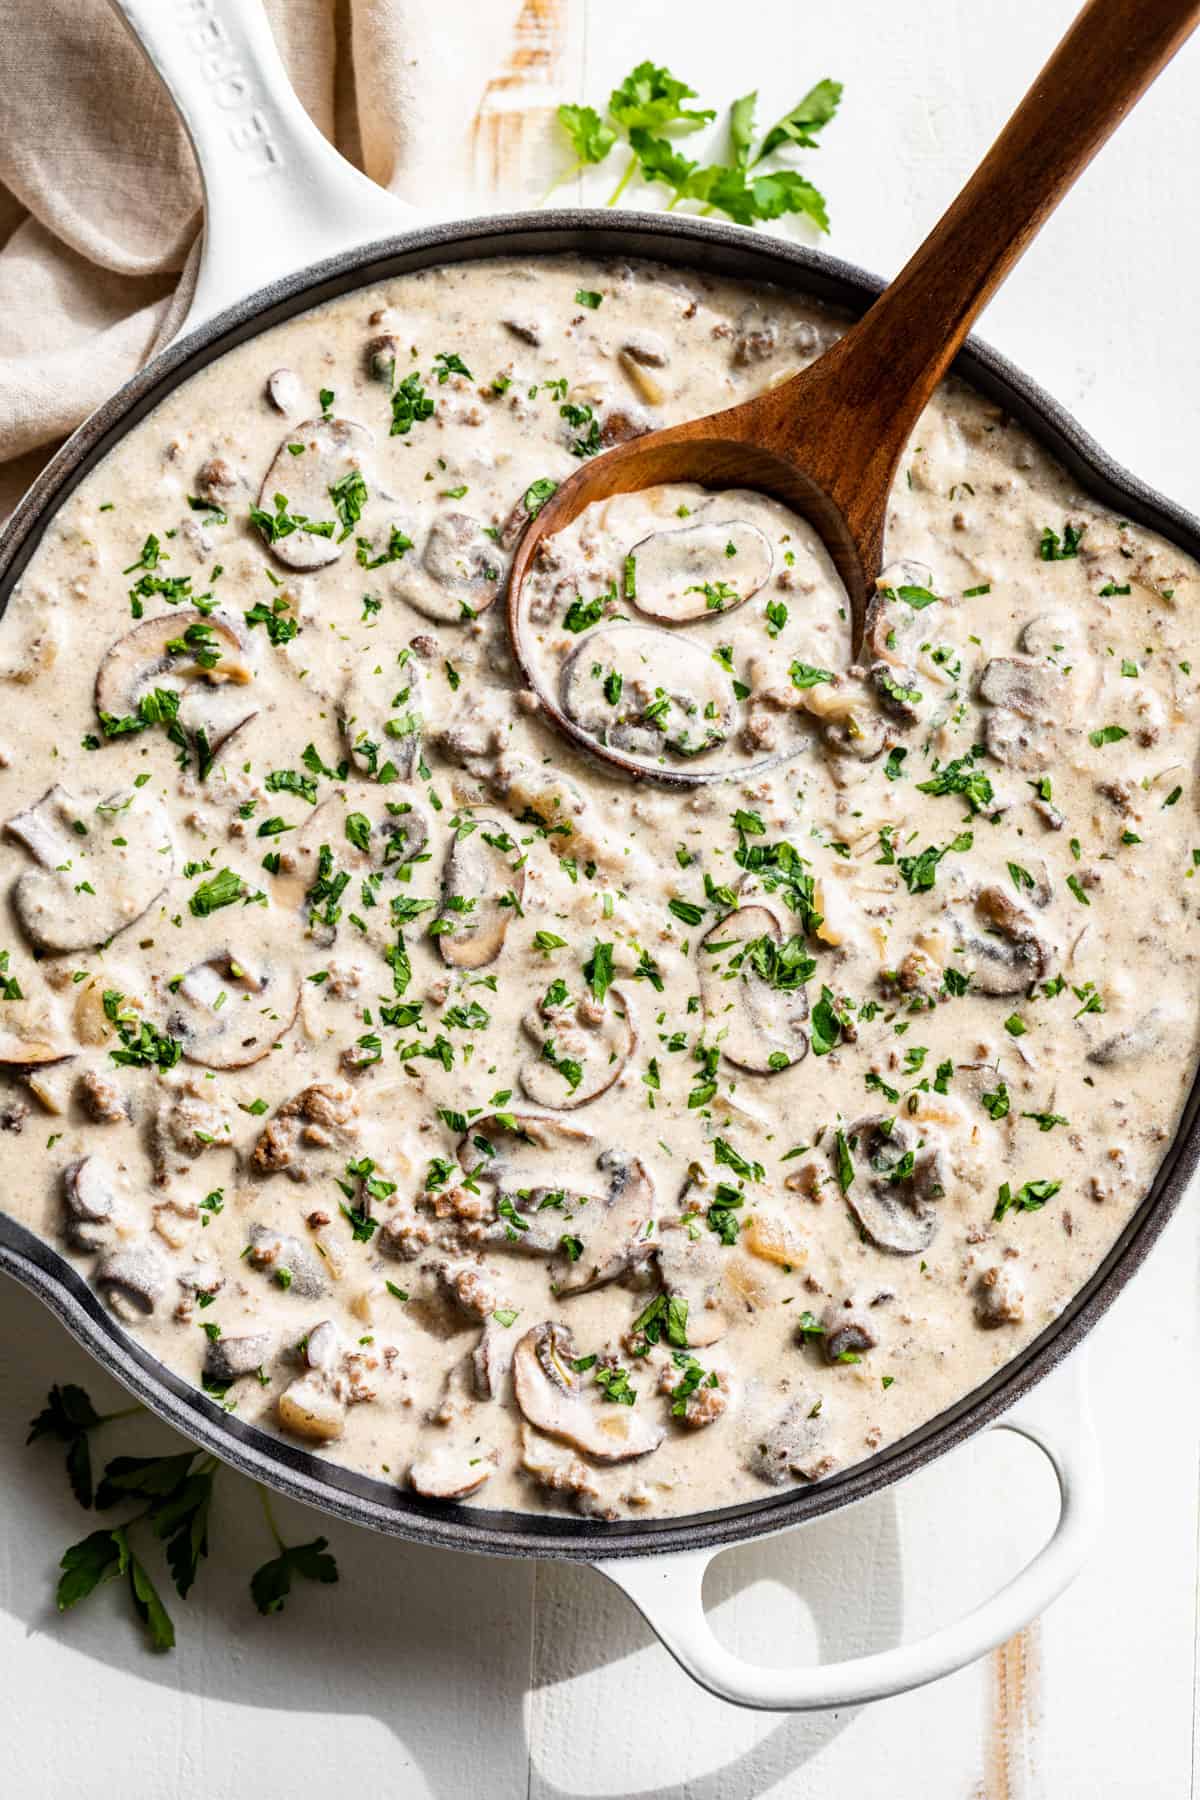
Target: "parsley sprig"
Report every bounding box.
[28,1384,340,1650]
[552,63,842,231]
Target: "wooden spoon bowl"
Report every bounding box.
[509,0,1200,787]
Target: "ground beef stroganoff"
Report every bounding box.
[1,255,1196,1519]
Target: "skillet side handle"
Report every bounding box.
[593,1352,1101,1712]
[107,0,408,336]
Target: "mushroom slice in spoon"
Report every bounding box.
[699,905,810,1073]
[838,1115,943,1256]
[518,985,635,1110]
[626,518,772,623]
[338,655,424,782]
[436,817,524,969]
[562,624,736,762]
[163,950,300,1069]
[256,417,374,571]
[7,784,174,953]
[94,610,256,756]
[512,1322,664,1463]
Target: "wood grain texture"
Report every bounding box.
[2,3,1200,1795]
[471,0,572,197]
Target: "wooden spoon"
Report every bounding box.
[509,0,1200,784]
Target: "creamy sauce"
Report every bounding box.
[1,255,1197,1520]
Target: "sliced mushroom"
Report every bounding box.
[436,817,524,969]
[374,798,430,870]
[746,1392,830,1485]
[305,1319,341,1372]
[410,1352,499,1494]
[458,1112,598,1255]
[655,1225,729,1347]
[62,1155,121,1251]
[1087,1008,1168,1067]
[977,656,1065,719]
[861,564,949,720]
[619,352,666,409]
[245,1223,326,1298]
[519,986,635,1110]
[364,334,401,381]
[552,1149,658,1295]
[94,610,256,755]
[203,1331,273,1385]
[1019,613,1084,659]
[338,656,424,783]
[699,905,809,1073]
[0,1029,72,1068]
[503,314,545,345]
[840,1115,941,1256]
[625,519,772,624]
[463,1120,654,1288]
[512,1322,664,1463]
[93,1244,169,1321]
[163,951,300,1068]
[265,368,303,414]
[271,796,429,919]
[410,1442,496,1500]
[957,885,1053,996]
[562,624,736,761]
[822,1307,878,1363]
[257,417,374,571]
[473,1318,518,1399]
[7,784,174,953]
[394,513,504,623]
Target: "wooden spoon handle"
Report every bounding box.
[769,0,1200,568]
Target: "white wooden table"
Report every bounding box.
[2,1,1199,1792]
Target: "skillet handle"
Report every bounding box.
[593,1351,1101,1711]
[106,0,408,336]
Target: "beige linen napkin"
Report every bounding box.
[0,0,524,518]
